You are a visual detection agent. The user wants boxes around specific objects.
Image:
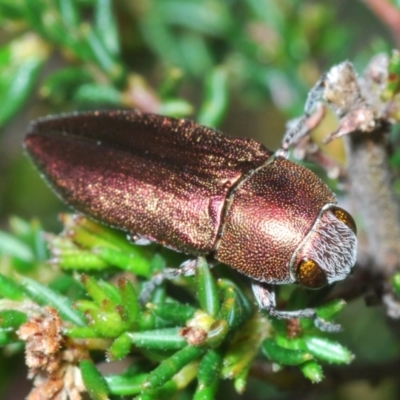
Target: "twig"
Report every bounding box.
[285,59,400,316]
[346,127,400,277]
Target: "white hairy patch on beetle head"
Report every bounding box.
[294,209,357,284]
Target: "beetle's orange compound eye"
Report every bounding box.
[331,206,357,234]
[297,259,327,289]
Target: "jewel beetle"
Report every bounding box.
[24,110,357,328]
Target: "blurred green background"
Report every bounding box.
[0,0,398,399]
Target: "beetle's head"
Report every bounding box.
[291,204,357,289]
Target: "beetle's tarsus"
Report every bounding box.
[314,317,343,332]
[139,259,199,304]
[278,115,307,156]
[251,281,342,332]
[127,233,152,246]
[267,307,316,320]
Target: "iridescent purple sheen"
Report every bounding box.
[24,111,270,255]
[24,110,353,285]
[215,157,335,283]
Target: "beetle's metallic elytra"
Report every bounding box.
[24,110,357,329]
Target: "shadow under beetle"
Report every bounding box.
[24,110,357,331]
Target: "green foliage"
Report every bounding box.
[0,0,365,131]
[0,216,351,398]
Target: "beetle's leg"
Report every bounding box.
[140,258,211,304]
[251,281,342,332]
[252,281,315,319]
[127,233,152,246]
[276,104,325,159]
[276,116,308,158]
[276,74,327,158]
